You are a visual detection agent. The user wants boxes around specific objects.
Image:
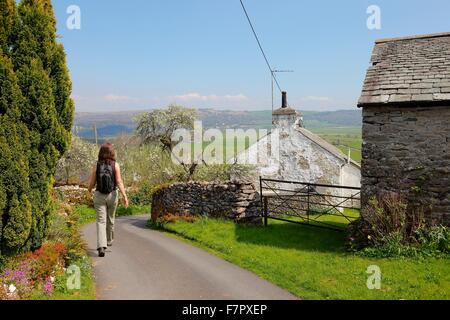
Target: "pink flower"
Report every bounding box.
[43,277,54,295]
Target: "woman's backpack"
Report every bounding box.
[96,161,116,194]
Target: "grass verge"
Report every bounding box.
[74,204,151,225]
[150,217,450,300]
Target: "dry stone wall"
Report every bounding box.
[151,182,262,224]
[362,105,450,225]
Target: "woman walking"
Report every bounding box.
[88,143,129,257]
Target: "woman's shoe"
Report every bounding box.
[98,247,106,257]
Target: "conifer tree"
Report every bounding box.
[0,0,74,253]
[0,0,17,53]
[0,52,32,254]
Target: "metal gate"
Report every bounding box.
[260,177,361,231]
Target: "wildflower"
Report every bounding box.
[43,277,54,295]
[50,276,55,283]
[368,235,372,240]
[8,284,17,293]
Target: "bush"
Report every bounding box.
[31,243,66,282]
[348,192,450,258]
[55,137,97,186]
[415,225,450,255]
[128,182,155,206]
[361,226,450,259]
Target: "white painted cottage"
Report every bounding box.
[234,92,361,192]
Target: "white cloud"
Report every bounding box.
[104,94,140,102]
[173,92,248,103]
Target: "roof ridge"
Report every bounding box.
[295,127,361,168]
[375,31,450,44]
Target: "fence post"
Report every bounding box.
[307,184,310,224]
[263,196,268,226]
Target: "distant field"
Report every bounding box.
[308,127,362,163]
[82,127,362,163]
[75,109,362,162]
[175,126,362,163]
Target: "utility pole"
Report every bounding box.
[271,69,293,112]
[93,124,98,145]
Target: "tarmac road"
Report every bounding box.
[82,215,297,300]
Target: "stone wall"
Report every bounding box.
[362,105,450,225]
[151,182,262,224]
[54,185,92,206]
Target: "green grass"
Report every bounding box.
[74,204,151,225]
[274,209,360,230]
[154,217,450,300]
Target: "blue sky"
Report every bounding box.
[52,0,450,112]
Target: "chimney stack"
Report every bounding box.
[272,91,303,128]
[282,91,288,108]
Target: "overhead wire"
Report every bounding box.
[239,0,283,94]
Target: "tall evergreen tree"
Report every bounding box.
[15,0,73,156]
[0,52,32,254]
[0,0,74,254]
[0,0,17,53]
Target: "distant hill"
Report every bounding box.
[74,109,361,140]
[302,110,362,128]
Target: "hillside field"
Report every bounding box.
[75,109,362,162]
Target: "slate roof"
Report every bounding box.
[295,127,361,168]
[358,32,450,107]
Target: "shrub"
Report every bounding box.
[128,182,155,206]
[348,192,449,258]
[415,225,450,255]
[55,137,97,185]
[31,243,66,282]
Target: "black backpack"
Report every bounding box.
[96,161,116,194]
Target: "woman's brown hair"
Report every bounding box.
[98,142,116,163]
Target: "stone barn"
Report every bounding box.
[233,92,361,204]
[358,32,450,226]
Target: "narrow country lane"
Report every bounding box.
[81,215,298,300]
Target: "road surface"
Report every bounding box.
[81,215,297,300]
